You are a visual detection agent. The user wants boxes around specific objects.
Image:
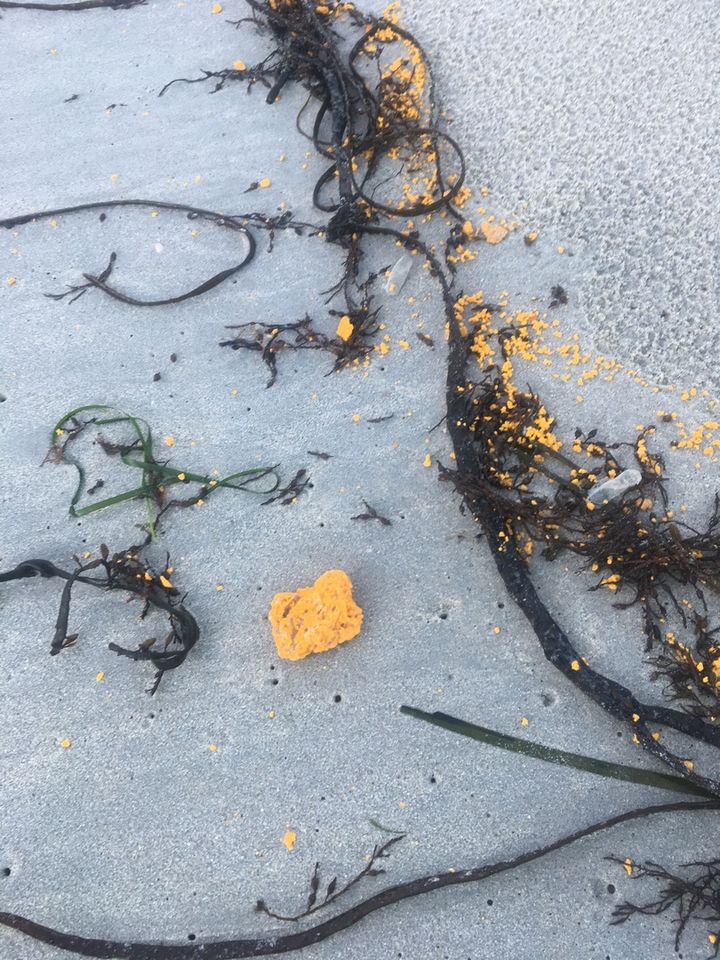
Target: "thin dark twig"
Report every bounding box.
[351,500,391,526]
[256,836,404,922]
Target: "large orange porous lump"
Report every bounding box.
[269,570,363,661]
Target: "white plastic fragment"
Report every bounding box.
[587,468,642,504]
[384,252,413,295]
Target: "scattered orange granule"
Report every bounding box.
[480,221,508,245]
[269,570,363,660]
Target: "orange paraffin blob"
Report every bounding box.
[269,570,363,660]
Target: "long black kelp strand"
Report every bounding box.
[0,801,717,959]
[0,0,143,10]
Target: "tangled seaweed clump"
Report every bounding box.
[47,404,282,533]
[453,305,720,733]
[0,546,198,695]
[608,853,720,956]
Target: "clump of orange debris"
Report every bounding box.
[480,221,508,245]
[269,570,363,660]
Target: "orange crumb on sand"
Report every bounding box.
[336,315,354,341]
[480,221,508,245]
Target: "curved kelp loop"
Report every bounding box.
[0,549,198,695]
[310,127,466,216]
[0,801,717,958]
[48,404,281,538]
[0,200,255,307]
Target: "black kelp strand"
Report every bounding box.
[0,802,717,958]
[0,200,317,307]
[0,0,143,11]
[0,547,198,694]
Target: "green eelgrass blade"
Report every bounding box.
[400,705,712,798]
[70,486,153,516]
[120,457,280,495]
